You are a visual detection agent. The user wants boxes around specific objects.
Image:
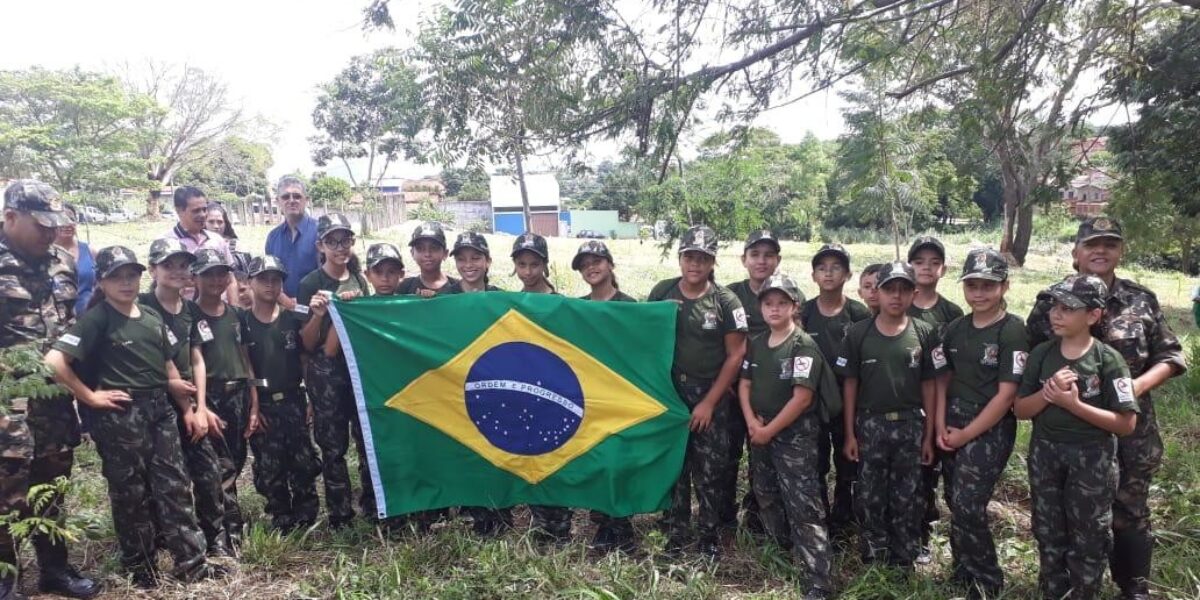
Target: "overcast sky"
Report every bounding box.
[1,0,855,183]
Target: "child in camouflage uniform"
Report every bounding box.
[1016,275,1139,600]
[838,262,937,568]
[364,243,406,296]
[936,248,1028,597]
[738,274,833,600]
[447,232,501,294]
[648,226,748,558]
[398,221,458,296]
[242,255,322,533]
[45,246,225,586]
[857,263,885,315]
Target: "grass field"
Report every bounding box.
[35,219,1200,599]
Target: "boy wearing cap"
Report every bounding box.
[365,243,406,296]
[1015,274,1139,600]
[397,221,458,297]
[1025,217,1185,599]
[838,262,938,568]
[140,239,231,558]
[738,274,833,600]
[857,263,885,315]
[802,243,871,538]
[648,226,747,558]
[241,256,321,532]
[936,248,1028,596]
[193,248,260,548]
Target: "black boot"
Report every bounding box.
[1112,527,1153,599]
[35,540,101,599]
[0,577,28,600]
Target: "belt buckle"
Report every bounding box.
[225,381,239,392]
[271,392,285,402]
[885,411,900,422]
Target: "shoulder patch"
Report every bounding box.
[932,345,947,369]
[1114,376,1136,405]
[58,333,81,346]
[732,307,748,330]
[1013,351,1028,375]
[794,356,813,378]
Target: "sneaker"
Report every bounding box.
[697,536,721,560]
[589,526,616,553]
[916,544,933,565]
[181,562,231,583]
[803,587,832,600]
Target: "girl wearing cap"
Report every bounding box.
[934,248,1028,596]
[397,221,458,297]
[365,243,406,296]
[448,232,501,293]
[1015,275,1138,600]
[297,213,373,527]
[45,246,225,585]
[140,240,230,557]
[193,249,260,548]
[647,225,748,558]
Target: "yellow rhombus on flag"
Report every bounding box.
[386,309,666,484]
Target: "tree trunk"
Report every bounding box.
[147,187,162,219]
[997,159,1033,266]
[514,151,532,232]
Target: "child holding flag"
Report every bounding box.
[398,221,457,297]
[447,232,501,293]
[364,243,406,296]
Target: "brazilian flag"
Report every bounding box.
[328,292,689,518]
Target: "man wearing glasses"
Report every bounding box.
[265,176,320,311]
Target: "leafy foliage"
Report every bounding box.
[0,346,69,413]
[175,136,273,198]
[308,174,353,210]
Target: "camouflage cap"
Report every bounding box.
[452,231,490,258]
[877,261,917,288]
[1076,216,1123,244]
[248,255,288,279]
[366,242,405,270]
[3,179,71,228]
[95,245,145,279]
[1046,274,1108,310]
[959,248,1008,282]
[679,225,719,257]
[410,221,447,248]
[317,213,354,239]
[907,235,946,261]
[511,232,549,260]
[758,273,801,303]
[812,243,851,269]
[147,238,195,266]
[191,248,233,275]
[571,240,613,270]
[743,229,781,253]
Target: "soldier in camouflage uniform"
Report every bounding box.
[837,262,938,568]
[1025,217,1185,600]
[0,181,100,599]
[738,275,832,600]
[241,256,321,532]
[45,246,224,587]
[648,226,748,558]
[937,249,1028,597]
[1017,275,1140,600]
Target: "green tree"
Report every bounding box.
[440,166,490,200]
[174,136,273,198]
[308,174,353,210]
[1107,172,1200,273]
[0,67,153,192]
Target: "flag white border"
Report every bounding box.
[327,301,388,518]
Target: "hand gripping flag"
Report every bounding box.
[328,292,689,518]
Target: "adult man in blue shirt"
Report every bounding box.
[264,176,319,310]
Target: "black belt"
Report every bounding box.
[260,387,302,402]
[208,379,247,393]
[127,388,166,400]
[673,372,714,386]
[861,407,926,422]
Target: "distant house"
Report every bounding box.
[1062,169,1115,217]
[489,173,560,236]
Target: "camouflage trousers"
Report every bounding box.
[663,380,733,541]
[1110,398,1163,595]
[0,396,80,572]
[855,411,925,566]
[86,390,206,575]
[721,408,759,528]
[1028,436,1117,600]
[750,412,832,593]
[250,389,321,530]
[306,354,373,523]
[817,410,856,532]
[173,407,226,551]
[941,400,1016,592]
[207,380,249,543]
[529,505,573,539]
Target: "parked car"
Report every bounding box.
[77,205,108,224]
[107,208,137,223]
[575,229,607,239]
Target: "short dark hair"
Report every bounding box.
[173,186,207,211]
[861,263,887,278]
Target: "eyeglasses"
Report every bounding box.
[322,236,355,250]
[279,193,305,201]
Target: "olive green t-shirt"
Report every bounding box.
[241,308,305,394]
[838,317,938,414]
[579,290,637,302]
[908,294,964,336]
[801,298,872,367]
[52,302,171,391]
[195,303,248,382]
[1019,339,1139,443]
[137,292,199,380]
[941,313,1029,409]
[728,280,804,337]
[396,275,460,297]
[648,277,748,380]
[296,268,370,349]
[444,281,501,293]
[740,328,824,418]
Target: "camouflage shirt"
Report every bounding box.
[1026,276,1187,396]
[0,230,78,354]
